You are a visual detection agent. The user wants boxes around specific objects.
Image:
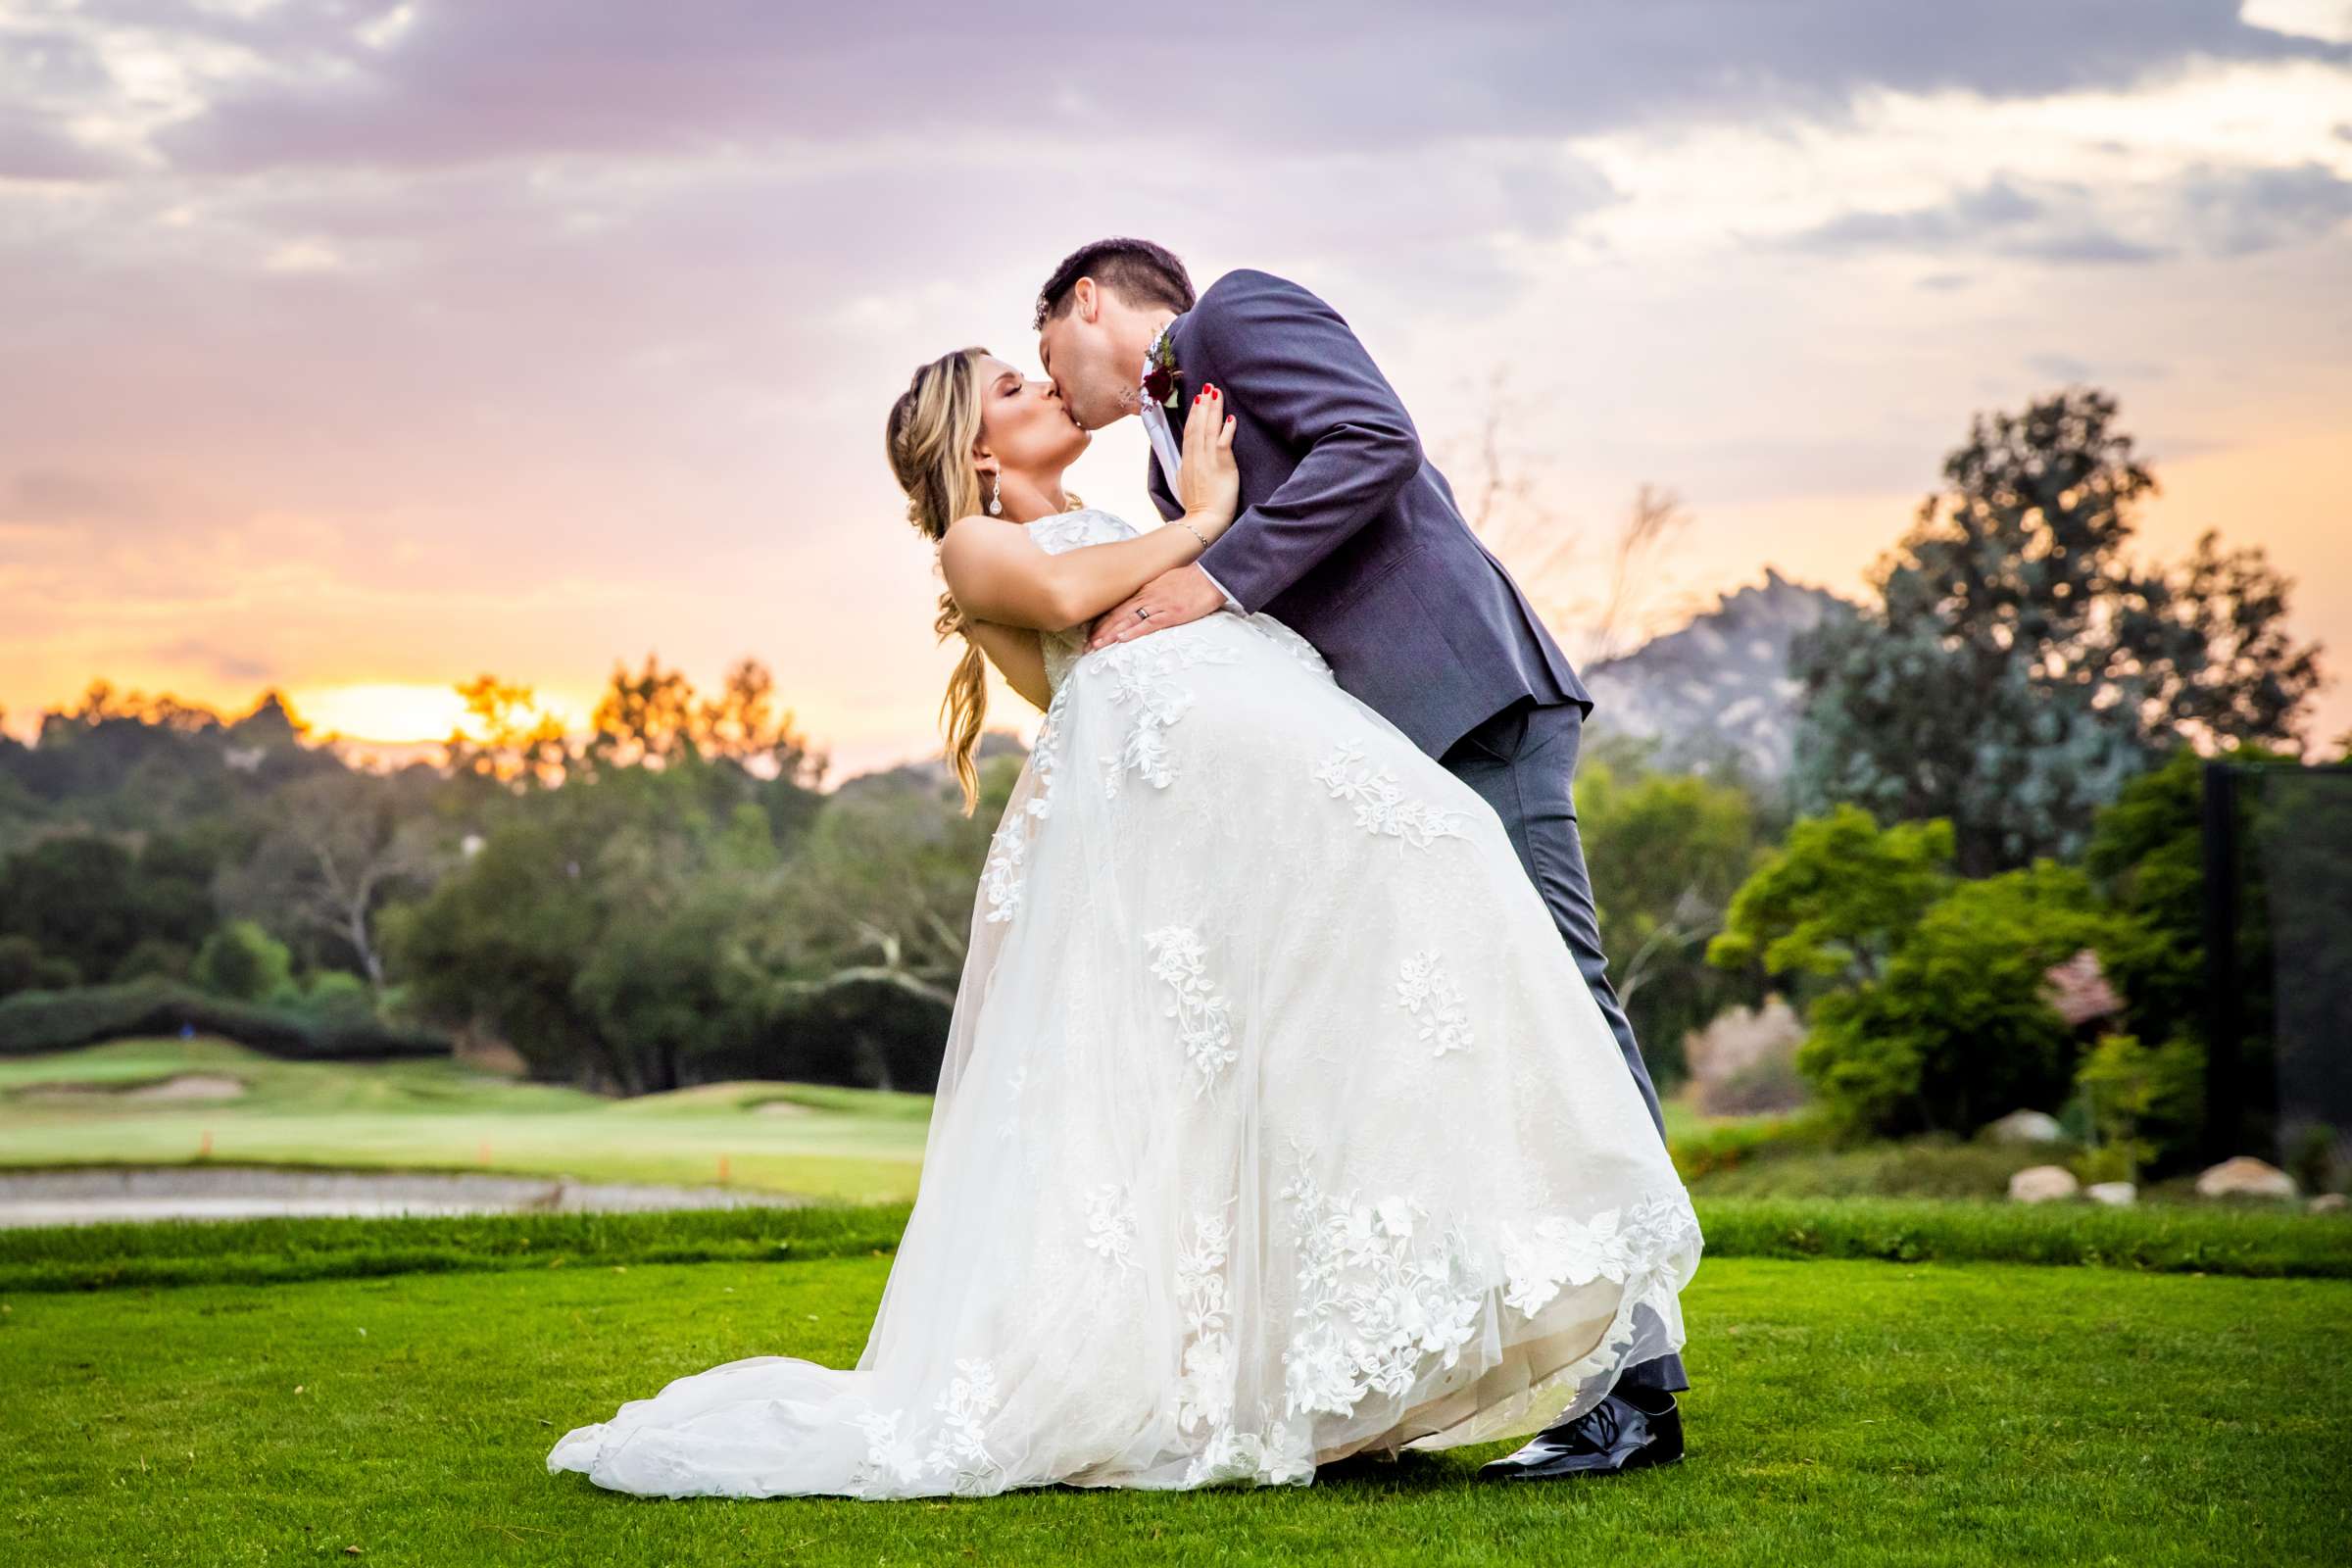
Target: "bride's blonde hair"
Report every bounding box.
[885,348,991,813]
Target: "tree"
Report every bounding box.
[0,934,79,997]
[1791,387,2324,875]
[218,770,448,992]
[0,835,149,982]
[1575,759,1767,1082]
[1795,861,2125,1136]
[1705,806,1957,990]
[1446,368,1705,662]
[2082,744,2289,1055]
[384,748,828,1095]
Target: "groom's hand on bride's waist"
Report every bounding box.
[1087,564,1229,650]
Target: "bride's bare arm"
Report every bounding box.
[963,618,1052,711]
[939,514,1216,632]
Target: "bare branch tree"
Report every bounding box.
[1442,366,1703,664]
[1590,483,1698,664]
[220,771,450,991]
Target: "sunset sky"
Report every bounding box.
[4,1,2349,778]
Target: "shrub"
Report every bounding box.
[108,937,194,984]
[2070,1031,2203,1182]
[0,976,445,1060]
[298,969,379,1028]
[190,919,294,1004]
[1796,860,2124,1136]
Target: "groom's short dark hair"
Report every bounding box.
[1033,238,1196,330]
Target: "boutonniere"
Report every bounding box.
[1142,321,1180,409]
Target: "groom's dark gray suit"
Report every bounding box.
[1144,268,1688,1395]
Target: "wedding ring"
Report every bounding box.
[1138,608,1153,619]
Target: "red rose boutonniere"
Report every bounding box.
[1141,321,1181,409]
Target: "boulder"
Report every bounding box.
[2309,1193,2347,1215]
[2009,1164,2081,1203]
[2194,1156,2298,1200]
[1985,1109,2066,1145]
[2085,1181,2136,1206]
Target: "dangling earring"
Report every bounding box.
[985,467,1004,516]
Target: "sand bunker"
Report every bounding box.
[126,1074,248,1101]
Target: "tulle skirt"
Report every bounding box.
[548,604,1702,1498]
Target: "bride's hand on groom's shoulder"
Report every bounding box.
[1175,383,1240,539]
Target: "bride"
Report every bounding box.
[545,348,1703,1499]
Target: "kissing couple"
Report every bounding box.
[549,237,1703,1498]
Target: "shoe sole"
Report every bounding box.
[1477,1447,1686,1483]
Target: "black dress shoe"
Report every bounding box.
[1476,1386,1685,1481]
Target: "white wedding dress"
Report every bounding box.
[548,507,1703,1498]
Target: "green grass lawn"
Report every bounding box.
[0,1037,932,1200]
[5,1247,2346,1566]
[8,1041,2349,1562]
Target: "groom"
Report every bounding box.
[1035,238,1691,1481]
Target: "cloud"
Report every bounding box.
[2025,352,2171,383]
[0,1,2332,177]
[1777,174,2164,263]
[0,110,130,181]
[2,468,156,526]
[2169,158,2352,254]
[1776,162,2352,263]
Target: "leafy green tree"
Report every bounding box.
[1575,760,1768,1084]
[1705,806,1956,990]
[1797,862,2124,1136]
[381,808,612,1085]
[1792,387,2323,875]
[0,836,145,982]
[0,934,78,998]
[386,748,826,1095]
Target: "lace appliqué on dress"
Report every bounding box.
[1394,949,1474,1057]
[978,687,1070,925]
[1083,1183,1139,1275]
[1173,1206,1316,1488]
[1278,1144,1484,1419]
[1144,925,1238,1095]
[854,1357,1004,1496]
[1314,740,1471,848]
[1498,1196,1701,1320]
[1091,635,1241,798]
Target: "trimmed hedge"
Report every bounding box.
[2,1194,2344,1296]
[0,977,450,1061]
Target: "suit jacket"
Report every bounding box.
[1146,268,1590,761]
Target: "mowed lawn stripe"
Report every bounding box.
[5,1255,2347,1566]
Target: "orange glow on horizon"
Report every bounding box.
[286,683,591,746]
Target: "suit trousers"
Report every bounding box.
[1439,695,1691,1395]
